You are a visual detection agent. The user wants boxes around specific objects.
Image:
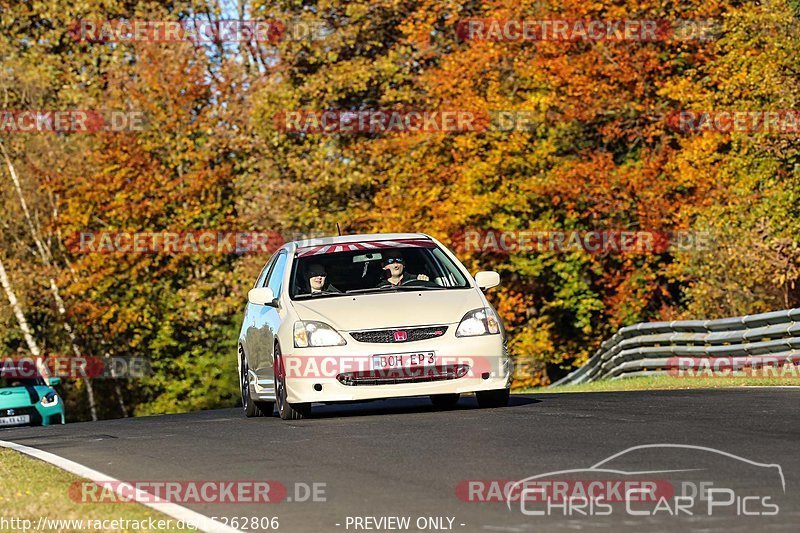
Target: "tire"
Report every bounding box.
[240,346,271,417]
[430,393,460,410]
[476,388,510,408]
[274,344,312,420]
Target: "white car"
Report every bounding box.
[237,233,511,420]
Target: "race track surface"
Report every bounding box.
[3,389,799,532]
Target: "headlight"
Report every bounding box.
[294,321,347,348]
[456,307,501,337]
[41,391,59,407]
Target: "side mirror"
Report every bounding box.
[474,271,500,290]
[48,376,62,386]
[248,287,278,307]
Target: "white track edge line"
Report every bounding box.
[0,439,243,533]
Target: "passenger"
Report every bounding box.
[378,251,429,287]
[307,263,341,294]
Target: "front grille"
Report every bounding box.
[0,405,41,426]
[350,326,448,343]
[337,364,469,386]
[0,406,36,417]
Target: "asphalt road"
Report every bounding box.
[3,389,800,532]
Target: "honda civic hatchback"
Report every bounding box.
[237,233,511,420]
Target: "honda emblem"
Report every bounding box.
[393,331,408,342]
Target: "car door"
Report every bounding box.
[252,250,288,379]
[242,255,276,364]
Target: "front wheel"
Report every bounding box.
[274,344,312,420]
[476,388,510,408]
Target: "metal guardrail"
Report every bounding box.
[551,308,800,386]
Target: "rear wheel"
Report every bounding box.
[240,347,272,417]
[430,393,460,410]
[274,344,312,420]
[476,388,510,408]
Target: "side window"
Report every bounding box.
[266,252,288,296]
[254,256,276,289]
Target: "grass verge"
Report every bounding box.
[0,448,188,532]
[514,375,800,394]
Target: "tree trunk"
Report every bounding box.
[0,255,51,381]
[0,255,42,357]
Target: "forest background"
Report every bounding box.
[1,0,798,420]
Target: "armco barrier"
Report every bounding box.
[551,308,800,386]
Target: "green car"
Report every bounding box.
[0,374,65,428]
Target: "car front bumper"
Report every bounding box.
[0,403,64,427]
[282,331,511,404]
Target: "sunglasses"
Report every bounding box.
[309,272,327,277]
[384,258,404,265]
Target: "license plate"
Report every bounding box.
[0,414,30,426]
[371,352,436,371]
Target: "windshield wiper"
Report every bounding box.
[346,285,448,295]
[293,292,346,300]
[344,287,396,295]
[390,285,446,290]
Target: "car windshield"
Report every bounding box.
[289,240,470,299]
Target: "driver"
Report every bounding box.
[307,263,341,294]
[377,251,429,287]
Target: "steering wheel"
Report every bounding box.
[400,278,439,288]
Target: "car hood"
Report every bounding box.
[291,289,484,331]
[0,386,46,408]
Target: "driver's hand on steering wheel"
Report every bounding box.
[417,274,429,281]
